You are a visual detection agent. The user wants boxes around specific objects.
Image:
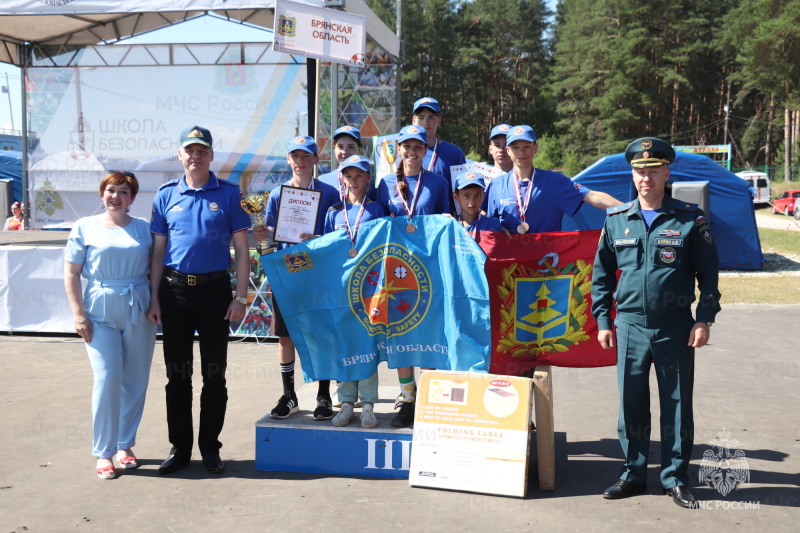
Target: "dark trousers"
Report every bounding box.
[615,317,695,489]
[159,275,231,456]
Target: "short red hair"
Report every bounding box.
[99,171,139,197]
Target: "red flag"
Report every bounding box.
[476,230,614,376]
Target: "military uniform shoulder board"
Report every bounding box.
[675,201,698,212]
[607,202,634,215]
[157,179,180,191]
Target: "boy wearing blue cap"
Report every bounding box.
[411,97,467,187]
[488,124,513,173]
[323,155,388,428]
[452,171,503,234]
[318,126,363,190]
[259,136,341,420]
[485,125,621,233]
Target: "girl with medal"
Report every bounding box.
[376,125,449,233]
[451,172,504,238]
[375,125,449,428]
[484,125,622,234]
[323,155,387,428]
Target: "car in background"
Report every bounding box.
[771,190,800,216]
[735,171,771,205]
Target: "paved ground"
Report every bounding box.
[1,305,798,532]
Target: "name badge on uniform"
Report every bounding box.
[655,238,683,247]
[209,202,220,212]
[614,238,639,246]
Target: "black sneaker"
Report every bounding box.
[271,392,299,419]
[391,401,415,428]
[313,396,334,420]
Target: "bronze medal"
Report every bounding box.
[348,247,358,258]
[517,222,529,234]
[407,223,416,233]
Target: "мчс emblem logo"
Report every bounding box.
[699,428,750,497]
[348,244,431,336]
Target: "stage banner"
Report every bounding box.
[273,0,367,67]
[476,229,613,375]
[261,215,491,382]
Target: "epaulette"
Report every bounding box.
[675,201,698,212]
[157,179,179,191]
[329,202,343,211]
[607,202,634,215]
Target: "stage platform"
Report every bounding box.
[255,384,414,478]
[255,369,556,489]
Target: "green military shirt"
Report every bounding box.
[591,195,721,330]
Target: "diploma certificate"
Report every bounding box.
[274,185,322,244]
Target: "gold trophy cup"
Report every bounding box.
[241,193,273,255]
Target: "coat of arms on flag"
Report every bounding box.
[477,230,613,375]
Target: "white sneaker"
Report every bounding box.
[361,403,378,428]
[332,402,355,427]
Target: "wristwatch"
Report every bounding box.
[234,295,248,306]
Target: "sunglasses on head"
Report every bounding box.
[108,170,136,178]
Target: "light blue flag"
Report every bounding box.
[261,215,491,382]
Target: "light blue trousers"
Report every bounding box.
[336,371,379,405]
[84,278,156,458]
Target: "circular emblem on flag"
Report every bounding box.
[209,202,220,212]
[348,243,431,336]
[660,247,676,263]
[641,139,653,150]
[407,126,420,134]
[513,126,525,135]
[294,136,306,144]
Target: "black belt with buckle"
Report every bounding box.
[164,267,229,286]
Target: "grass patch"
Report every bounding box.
[715,227,800,304]
[718,276,800,304]
[758,227,800,255]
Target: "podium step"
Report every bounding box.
[255,385,413,478]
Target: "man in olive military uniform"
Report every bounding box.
[591,137,721,509]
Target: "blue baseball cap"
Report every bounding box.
[339,155,371,174]
[506,125,537,144]
[333,125,362,145]
[398,125,428,145]
[180,125,212,149]
[454,172,486,191]
[489,124,512,141]
[412,97,441,115]
[286,135,318,155]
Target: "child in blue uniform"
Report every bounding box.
[317,125,363,190]
[484,125,621,233]
[487,124,513,173]
[411,97,467,188]
[451,172,504,234]
[260,136,341,420]
[376,125,450,220]
[323,155,388,428]
[375,125,449,428]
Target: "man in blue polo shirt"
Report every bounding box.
[147,125,251,475]
[317,126,363,191]
[485,125,621,233]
